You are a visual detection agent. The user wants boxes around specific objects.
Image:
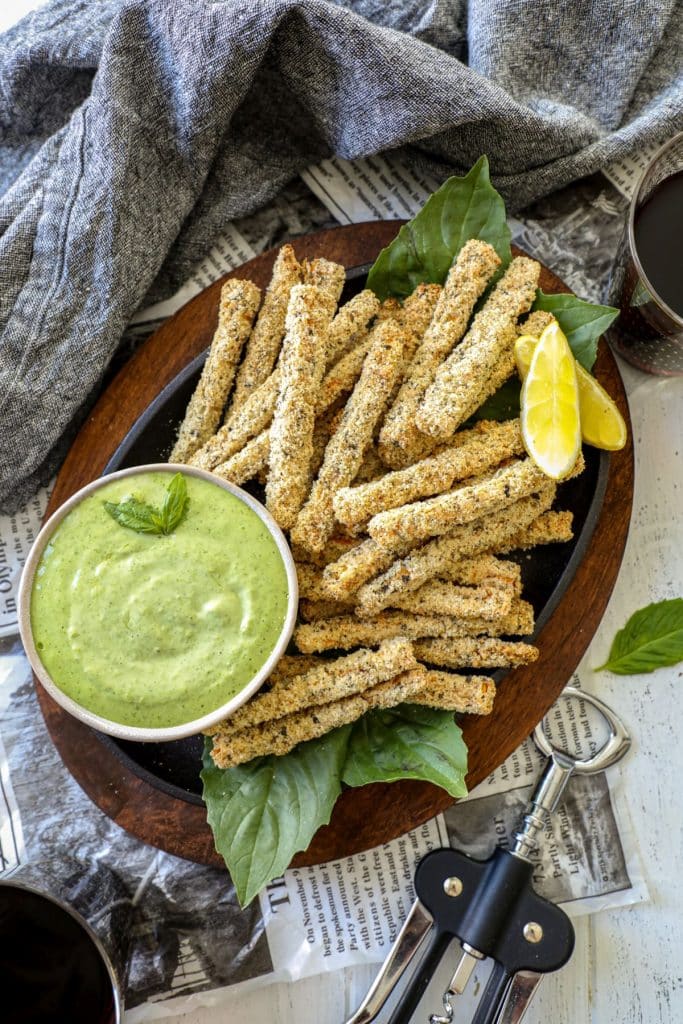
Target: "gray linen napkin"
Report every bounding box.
[0,0,681,511]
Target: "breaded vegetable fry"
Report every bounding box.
[414,637,539,670]
[211,638,416,736]
[333,419,524,530]
[302,257,346,303]
[437,554,522,592]
[355,484,555,615]
[294,600,535,653]
[385,579,514,620]
[267,655,323,687]
[324,290,380,367]
[291,318,407,553]
[379,240,501,467]
[411,670,496,714]
[296,563,329,601]
[321,536,412,601]
[376,297,402,322]
[299,598,355,621]
[316,335,373,414]
[211,429,269,486]
[170,279,261,463]
[517,310,555,337]
[353,445,386,485]
[417,257,540,438]
[291,534,364,569]
[189,373,278,470]
[497,511,574,551]
[367,456,552,549]
[228,244,302,411]
[266,285,336,529]
[209,666,428,768]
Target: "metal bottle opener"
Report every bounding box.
[344,686,631,1024]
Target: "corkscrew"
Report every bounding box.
[344,687,631,1024]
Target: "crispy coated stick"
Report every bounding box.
[414,637,539,670]
[411,670,496,714]
[267,654,323,686]
[291,534,363,569]
[353,445,386,485]
[291,319,407,553]
[211,429,269,486]
[324,290,380,366]
[379,240,501,468]
[417,257,540,439]
[437,554,522,593]
[228,245,303,413]
[497,510,574,551]
[210,638,417,737]
[299,598,355,621]
[384,579,514,620]
[517,309,555,337]
[333,419,524,530]
[170,279,261,463]
[367,455,555,549]
[316,334,373,414]
[302,257,346,303]
[209,666,429,769]
[355,484,555,615]
[294,600,535,653]
[266,285,336,529]
[189,373,277,470]
[192,293,379,471]
[296,563,329,601]
[321,536,414,601]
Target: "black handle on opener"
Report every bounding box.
[415,848,575,975]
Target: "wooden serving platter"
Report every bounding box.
[35,222,633,868]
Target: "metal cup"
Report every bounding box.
[0,880,122,1023]
[606,132,683,375]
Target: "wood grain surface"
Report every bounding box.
[34,222,634,868]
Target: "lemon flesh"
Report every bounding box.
[515,330,626,451]
[519,322,581,480]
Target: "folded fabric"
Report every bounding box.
[0,0,681,510]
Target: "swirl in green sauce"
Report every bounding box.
[31,472,289,728]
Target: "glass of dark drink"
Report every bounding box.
[0,881,122,1024]
[606,132,683,375]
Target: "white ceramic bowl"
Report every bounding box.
[18,463,298,743]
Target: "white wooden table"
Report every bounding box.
[156,366,683,1023]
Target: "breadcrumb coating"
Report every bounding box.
[170,279,261,463]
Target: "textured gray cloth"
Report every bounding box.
[0,0,681,511]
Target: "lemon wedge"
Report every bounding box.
[519,321,581,479]
[515,328,627,451]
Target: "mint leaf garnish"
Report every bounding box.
[596,598,683,675]
[104,473,189,536]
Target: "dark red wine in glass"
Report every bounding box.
[607,134,683,375]
[0,883,121,1024]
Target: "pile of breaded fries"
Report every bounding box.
[169,241,580,770]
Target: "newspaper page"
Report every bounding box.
[602,141,664,200]
[0,486,51,640]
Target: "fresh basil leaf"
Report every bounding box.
[103,498,160,533]
[367,156,511,301]
[343,704,468,798]
[471,379,521,422]
[532,291,619,371]
[104,473,190,536]
[159,472,189,534]
[201,727,352,907]
[596,598,683,675]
